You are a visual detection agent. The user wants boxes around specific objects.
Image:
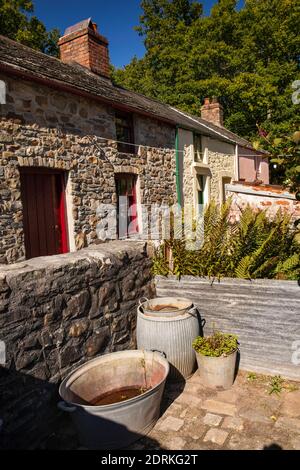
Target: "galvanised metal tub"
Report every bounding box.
[58,350,169,450]
[137,298,201,380]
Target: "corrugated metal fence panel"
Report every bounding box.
[155,276,300,380]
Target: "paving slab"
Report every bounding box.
[203,429,229,446]
[157,416,185,432]
[175,392,202,407]
[166,437,187,450]
[275,416,300,433]
[222,416,244,431]
[215,389,241,404]
[202,399,237,416]
[290,435,300,450]
[280,390,300,418]
[203,413,223,427]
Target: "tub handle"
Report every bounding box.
[188,306,199,317]
[188,305,205,324]
[151,349,167,359]
[139,297,149,307]
[188,306,206,333]
[57,401,76,413]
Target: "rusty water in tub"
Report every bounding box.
[89,387,150,406]
[149,304,180,312]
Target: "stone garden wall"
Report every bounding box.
[0,73,176,264]
[0,241,155,449]
[226,183,300,223]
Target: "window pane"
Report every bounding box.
[197,175,204,205]
[194,134,202,162]
[115,112,135,154]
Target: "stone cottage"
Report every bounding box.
[0,18,268,264]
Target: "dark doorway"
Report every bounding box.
[20,168,69,260]
[115,174,138,238]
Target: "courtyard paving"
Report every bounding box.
[42,369,300,450]
[128,370,300,451]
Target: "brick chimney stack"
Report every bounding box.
[201,97,224,127]
[58,18,110,79]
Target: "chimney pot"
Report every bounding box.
[204,97,210,105]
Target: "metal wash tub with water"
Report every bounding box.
[58,350,169,449]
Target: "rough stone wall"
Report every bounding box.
[207,151,235,203]
[226,184,300,223]
[181,132,236,210]
[183,150,235,209]
[0,73,176,264]
[0,241,155,449]
[134,114,175,149]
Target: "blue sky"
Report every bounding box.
[34,0,244,68]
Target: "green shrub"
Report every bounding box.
[192,331,239,357]
[152,200,300,280]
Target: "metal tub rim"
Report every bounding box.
[140,296,194,317]
[137,304,198,322]
[59,349,170,411]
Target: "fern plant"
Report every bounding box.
[152,201,300,280]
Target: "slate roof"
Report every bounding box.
[0,34,264,153]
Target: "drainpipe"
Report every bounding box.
[235,144,239,181]
[175,126,182,207]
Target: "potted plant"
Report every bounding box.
[192,331,239,389]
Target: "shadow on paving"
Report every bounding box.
[263,444,283,450]
[0,365,163,450]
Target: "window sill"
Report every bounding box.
[192,162,210,169]
[117,151,138,157]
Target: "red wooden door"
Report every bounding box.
[20,168,69,259]
[115,174,138,238]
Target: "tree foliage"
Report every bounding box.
[112,0,300,141]
[0,0,60,56]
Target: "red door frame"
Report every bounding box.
[115,174,139,237]
[20,167,69,258]
[55,171,69,254]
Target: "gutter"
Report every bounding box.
[235,144,239,180]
